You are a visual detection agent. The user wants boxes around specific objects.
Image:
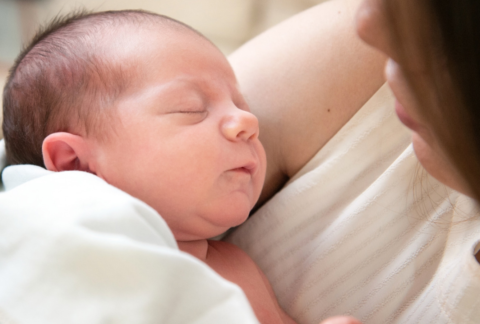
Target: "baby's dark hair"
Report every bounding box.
[2,9,204,167]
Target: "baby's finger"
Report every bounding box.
[319,315,362,324]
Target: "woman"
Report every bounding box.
[357,0,480,203]
[227,0,480,323]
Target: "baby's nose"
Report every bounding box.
[221,109,259,142]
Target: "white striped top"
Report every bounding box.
[226,84,480,324]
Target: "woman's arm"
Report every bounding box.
[229,0,386,205]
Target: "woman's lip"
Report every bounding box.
[394,99,420,131]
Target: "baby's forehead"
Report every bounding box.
[112,30,227,85]
[102,24,210,72]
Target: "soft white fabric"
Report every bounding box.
[0,165,259,324]
[0,139,5,192]
[226,84,480,324]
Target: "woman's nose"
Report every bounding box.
[221,108,259,142]
[355,0,392,57]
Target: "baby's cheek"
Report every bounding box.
[256,147,268,194]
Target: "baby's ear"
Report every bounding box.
[42,133,94,173]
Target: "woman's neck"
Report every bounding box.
[177,239,209,261]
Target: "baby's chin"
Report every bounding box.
[210,202,252,227]
[174,210,250,241]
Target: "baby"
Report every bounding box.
[2,10,294,324]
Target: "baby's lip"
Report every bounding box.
[230,161,257,175]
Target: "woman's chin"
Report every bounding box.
[412,133,470,196]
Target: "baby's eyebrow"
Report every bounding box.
[129,75,237,112]
[129,78,200,100]
[156,77,206,95]
[143,79,208,111]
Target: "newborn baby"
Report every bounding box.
[2,10,293,324]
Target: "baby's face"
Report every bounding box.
[92,28,266,241]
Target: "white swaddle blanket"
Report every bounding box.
[0,163,258,324]
[226,84,480,324]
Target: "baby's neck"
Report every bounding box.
[177,239,209,261]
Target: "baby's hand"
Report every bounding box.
[320,316,362,324]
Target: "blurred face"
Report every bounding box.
[92,29,266,241]
[356,0,467,194]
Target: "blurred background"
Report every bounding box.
[0,0,328,138]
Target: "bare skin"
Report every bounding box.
[179,240,296,324]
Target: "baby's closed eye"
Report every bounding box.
[175,110,207,114]
[166,94,206,115]
[166,106,208,124]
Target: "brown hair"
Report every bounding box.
[2,10,204,167]
[385,0,480,201]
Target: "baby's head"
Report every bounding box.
[3,10,266,241]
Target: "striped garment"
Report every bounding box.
[226,84,480,324]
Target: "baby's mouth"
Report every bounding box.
[228,160,258,177]
[231,167,252,175]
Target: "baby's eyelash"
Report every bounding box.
[177,110,206,114]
